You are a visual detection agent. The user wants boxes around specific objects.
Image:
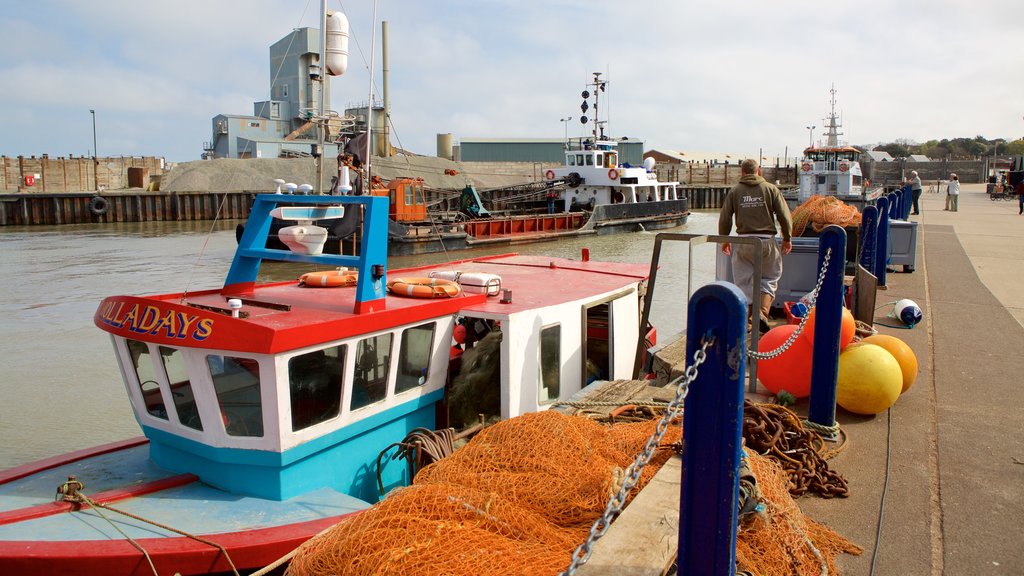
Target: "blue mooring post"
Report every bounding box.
[808,226,847,429]
[859,205,878,272]
[874,195,890,287]
[901,185,913,220]
[678,282,747,576]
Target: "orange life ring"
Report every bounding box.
[608,168,619,179]
[299,270,359,288]
[387,277,461,298]
[545,170,555,180]
[801,162,812,172]
[839,163,849,172]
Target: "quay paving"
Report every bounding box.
[797,183,1024,575]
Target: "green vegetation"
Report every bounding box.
[865,136,1024,160]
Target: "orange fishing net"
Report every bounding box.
[285,410,859,576]
[737,454,863,575]
[792,195,862,237]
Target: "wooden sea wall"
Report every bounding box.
[1,155,165,193]
[0,191,252,226]
[654,163,798,187]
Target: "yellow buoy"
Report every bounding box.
[862,334,918,393]
[836,343,903,415]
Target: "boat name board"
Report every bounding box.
[96,298,214,342]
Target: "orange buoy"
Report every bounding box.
[802,306,856,350]
[387,277,461,298]
[757,324,813,398]
[298,270,358,288]
[862,334,918,393]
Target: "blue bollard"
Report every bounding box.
[808,226,847,430]
[679,281,747,576]
[901,185,913,220]
[875,196,889,287]
[859,205,878,272]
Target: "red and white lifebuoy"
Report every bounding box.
[545,170,555,180]
[608,168,619,180]
[839,163,850,172]
[24,175,35,186]
[800,162,812,172]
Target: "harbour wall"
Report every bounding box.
[0,187,734,226]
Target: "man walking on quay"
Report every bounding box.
[719,159,793,331]
[909,170,923,215]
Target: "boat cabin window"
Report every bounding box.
[206,354,264,437]
[596,153,604,167]
[159,346,203,431]
[568,155,577,166]
[606,152,618,168]
[126,339,168,420]
[539,324,561,403]
[352,333,393,410]
[396,323,436,394]
[585,154,594,166]
[289,345,345,431]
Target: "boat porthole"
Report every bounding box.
[89,195,109,216]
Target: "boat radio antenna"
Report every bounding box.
[824,83,843,147]
[581,72,607,142]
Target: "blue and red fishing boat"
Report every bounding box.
[0,186,656,574]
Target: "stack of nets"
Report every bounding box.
[791,195,862,237]
[285,410,860,576]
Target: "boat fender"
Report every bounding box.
[429,270,502,296]
[387,277,461,298]
[801,162,812,172]
[89,195,109,216]
[608,168,619,180]
[545,170,555,180]
[298,269,358,287]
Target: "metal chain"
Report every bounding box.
[561,337,713,576]
[748,247,832,360]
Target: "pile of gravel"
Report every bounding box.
[161,155,541,193]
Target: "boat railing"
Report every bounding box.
[225,193,389,312]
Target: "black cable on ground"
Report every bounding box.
[868,408,893,576]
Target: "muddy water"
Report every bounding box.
[0,211,721,468]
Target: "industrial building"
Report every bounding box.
[202,27,384,160]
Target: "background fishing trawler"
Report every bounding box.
[0,179,658,574]
[786,86,883,212]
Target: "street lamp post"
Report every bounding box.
[560,116,572,148]
[90,109,98,191]
[806,125,815,149]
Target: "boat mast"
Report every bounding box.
[365,1,379,193]
[824,83,843,148]
[316,0,327,194]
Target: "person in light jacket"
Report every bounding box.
[945,174,960,212]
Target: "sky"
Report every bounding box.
[2,0,1023,163]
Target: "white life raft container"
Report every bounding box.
[429,270,502,296]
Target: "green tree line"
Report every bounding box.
[866,136,1024,160]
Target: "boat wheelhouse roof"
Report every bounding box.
[802,145,862,155]
[95,253,650,355]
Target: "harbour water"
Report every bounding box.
[0,211,721,469]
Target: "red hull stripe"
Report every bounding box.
[0,514,354,576]
[0,437,149,486]
[0,473,198,527]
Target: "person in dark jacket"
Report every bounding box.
[719,159,793,331]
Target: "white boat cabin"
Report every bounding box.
[547,140,680,209]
